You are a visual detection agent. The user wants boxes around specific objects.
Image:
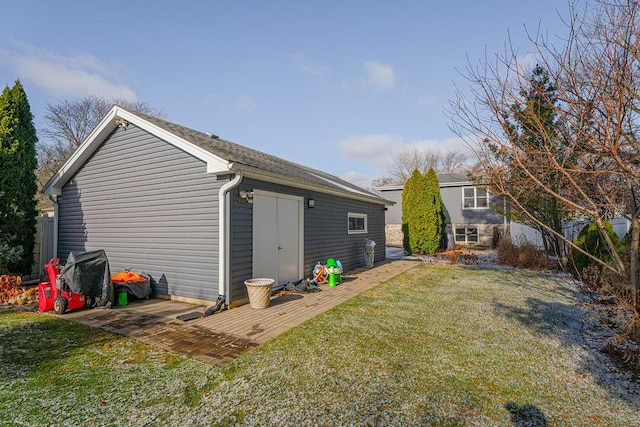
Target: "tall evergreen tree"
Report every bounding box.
[505,65,567,260]
[402,168,445,255]
[0,80,38,274]
[424,167,446,254]
[402,169,424,254]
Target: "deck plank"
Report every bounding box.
[55,259,419,361]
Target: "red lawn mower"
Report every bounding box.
[38,258,86,314]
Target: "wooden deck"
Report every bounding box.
[197,259,418,343]
[60,259,419,363]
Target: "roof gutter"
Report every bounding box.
[218,172,243,302]
[228,162,393,206]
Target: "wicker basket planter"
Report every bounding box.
[244,278,275,309]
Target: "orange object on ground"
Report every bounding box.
[112,271,147,283]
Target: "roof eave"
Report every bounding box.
[375,180,476,193]
[230,163,393,206]
[439,180,474,188]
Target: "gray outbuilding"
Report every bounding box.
[44,106,391,306]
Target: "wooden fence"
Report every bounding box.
[27,215,54,281]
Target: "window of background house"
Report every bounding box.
[463,186,489,209]
[454,227,479,243]
[348,213,368,234]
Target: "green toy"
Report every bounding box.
[326,258,343,287]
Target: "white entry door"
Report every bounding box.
[252,191,303,287]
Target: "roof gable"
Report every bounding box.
[43,106,229,195]
[44,106,389,205]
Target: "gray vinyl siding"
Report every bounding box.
[229,189,253,302]
[440,186,504,225]
[304,193,386,273]
[379,187,504,225]
[382,190,402,224]
[57,125,224,301]
[227,178,387,303]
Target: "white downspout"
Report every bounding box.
[218,172,243,301]
[47,195,59,259]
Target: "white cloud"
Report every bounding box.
[338,171,374,190]
[362,61,396,91]
[405,137,471,156]
[505,52,542,83]
[291,52,330,83]
[334,133,473,178]
[2,43,136,100]
[335,134,404,162]
[516,52,540,72]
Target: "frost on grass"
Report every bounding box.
[581,297,640,403]
[2,266,640,426]
[152,268,638,426]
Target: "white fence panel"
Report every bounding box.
[510,222,544,247]
[510,218,630,249]
[611,218,630,239]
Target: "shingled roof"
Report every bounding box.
[44,106,390,205]
[374,172,473,192]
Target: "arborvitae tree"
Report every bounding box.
[424,168,445,254]
[0,80,38,274]
[402,168,444,255]
[402,169,424,254]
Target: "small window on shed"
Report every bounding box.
[348,213,368,234]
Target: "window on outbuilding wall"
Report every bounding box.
[348,213,367,234]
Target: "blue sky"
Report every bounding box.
[0,1,571,188]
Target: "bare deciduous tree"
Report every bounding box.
[439,150,469,174]
[448,0,640,306]
[380,148,469,184]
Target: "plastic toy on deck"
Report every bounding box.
[312,261,328,283]
[326,258,343,287]
[310,259,343,288]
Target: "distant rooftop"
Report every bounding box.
[374,172,472,191]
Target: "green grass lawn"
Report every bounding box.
[1,265,638,426]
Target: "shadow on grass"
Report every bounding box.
[493,296,640,406]
[505,402,547,426]
[493,297,584,346]
[0,309,119,379]
[474,267,583,302]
